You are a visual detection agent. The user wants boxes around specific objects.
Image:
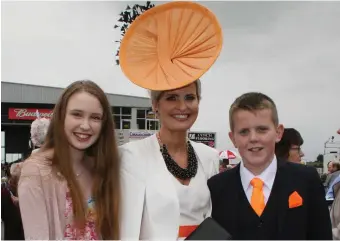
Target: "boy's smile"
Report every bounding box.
[229,109,284,175]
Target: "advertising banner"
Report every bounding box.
[188,132,216,148]
[8,108,53,120]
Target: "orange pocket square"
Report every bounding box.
[288,191,303,208]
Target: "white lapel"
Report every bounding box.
[190,141,213,179]
[190,141,218,218]
[142,135,180,240]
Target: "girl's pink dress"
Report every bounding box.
[63,188,99,240]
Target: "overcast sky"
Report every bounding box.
[2,1,340,161]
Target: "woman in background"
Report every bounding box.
[275,128,304,163]
[30,115,50,153]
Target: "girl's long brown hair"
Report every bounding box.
[42,80,120,239]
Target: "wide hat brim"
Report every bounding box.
[119,1,223,91]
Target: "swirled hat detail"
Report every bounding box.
[119,1,223,91]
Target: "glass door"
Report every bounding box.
[146,119,160,131]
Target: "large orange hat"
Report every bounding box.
[119,1,223,91]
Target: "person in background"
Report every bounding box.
[30,115,50,154]
[323,160,335,186]
[330,128,340,239]
[208,92,332,240]
[326,171,340,200]
[18,80,121,240]
[275,128,304,164]
[329,174,340,239]
[325,161,340,191]
[1,162,24,240]
[219,159,229,172]
[328,161,334,173]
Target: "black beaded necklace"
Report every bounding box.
[156,132,198,180]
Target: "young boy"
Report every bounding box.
[208,92,332,240]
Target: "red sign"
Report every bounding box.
[8,108,53,120]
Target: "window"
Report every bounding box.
[136,108,160,130]
[5,153,22,163]
[113,107,121,115]
[114,115,121,129]
[122,107,131,115]
[137,119,146,129]
[137,109,146,119]
[1,131,23,164]
[121,120,131,129]
[112,107,132,129]
[147,119,160,131]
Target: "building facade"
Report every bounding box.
[1,82,158,163]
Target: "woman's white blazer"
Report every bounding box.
[119,134,219,240]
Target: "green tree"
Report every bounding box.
[114,1,155,65]
[316,154,324,163]
[307,154,323,168]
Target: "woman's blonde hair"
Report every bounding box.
[149,79,202,102]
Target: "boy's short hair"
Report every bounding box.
[275,128,304,159]
[229,92,279,131]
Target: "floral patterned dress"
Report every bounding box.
[63,188,99,240]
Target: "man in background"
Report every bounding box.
[325,161,340,191]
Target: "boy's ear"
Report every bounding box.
[229,131,237,148]
[276,124,284,143]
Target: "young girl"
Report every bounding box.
[18,80,120,240]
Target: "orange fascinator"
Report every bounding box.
[119,1,223,91]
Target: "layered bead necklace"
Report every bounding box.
[156,132,198,179]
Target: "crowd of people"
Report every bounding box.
[1,1,340,240]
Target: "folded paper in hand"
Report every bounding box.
[185,217,232,240]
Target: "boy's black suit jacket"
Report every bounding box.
[208,159,332,240]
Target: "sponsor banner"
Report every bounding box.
[129,130,155,142]
[188,132,216,148]
[114,130,156,145]
[115,130,217,147]
[8,108,53,120]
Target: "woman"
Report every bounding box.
[275,128,305,163]
[120,80,220,239]
[18,80,120,240]
[119,1,222,239]
[30,115,50,153]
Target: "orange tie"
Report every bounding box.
[250,178,265,216]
